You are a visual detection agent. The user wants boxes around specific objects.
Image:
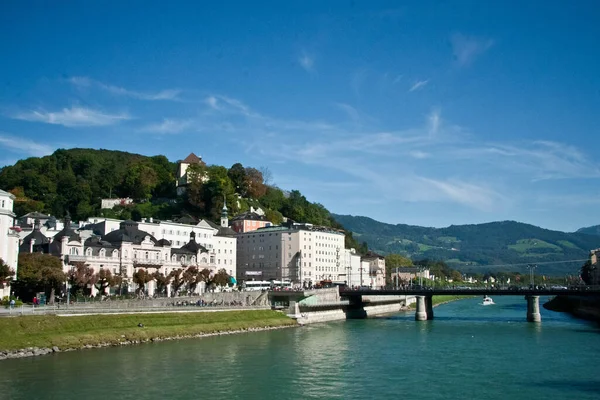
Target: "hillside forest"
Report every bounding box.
[0,148,366,252]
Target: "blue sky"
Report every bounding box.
[1,1,600,232]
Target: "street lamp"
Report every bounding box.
[527,264,537,288]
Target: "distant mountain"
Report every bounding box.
[333,214,600,276]
[576,225,600,237]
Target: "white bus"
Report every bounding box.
[242,280,293,291]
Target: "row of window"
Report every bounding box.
[69,247,233,266]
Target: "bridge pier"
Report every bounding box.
[526,295,541,322]
[425,295,434,320]
[346,295,367,319]
[415,296,427,321]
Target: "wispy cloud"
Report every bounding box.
[334,103,361,124]
[11,106,131,127]
[69,76,181,101]
[417,177,505,211]
[189,94,598,215]
[471,141,600,180]
[298,51,315,73]
[450,33,494,67]
[139,119,192,134]
[409,150,430,159]
[428,109,441,136]
[409,79,429,92]
[0,133,54,157]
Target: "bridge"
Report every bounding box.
[339,288,600,322]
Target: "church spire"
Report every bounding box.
[220,196,228,228]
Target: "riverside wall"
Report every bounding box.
[53,291,269,310]
[293,293,415,325]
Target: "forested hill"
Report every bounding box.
[576,225,600,236]
[333,214,600,275]
[0,148,363,250]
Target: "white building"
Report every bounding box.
[0,189,19,298]
[79,206,236,278]
[341,248,363,287]
[18,204,236,296]
[16,217,64,241]
[236,222,346,287]
[361,251,386,289]
[176,153,206,196]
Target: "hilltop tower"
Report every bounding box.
[220,196,228,228]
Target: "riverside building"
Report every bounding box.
[236,222,347,287]
[17,203,236,296]
[0,189,19,298]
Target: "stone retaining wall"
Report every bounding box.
[61,291,267,309]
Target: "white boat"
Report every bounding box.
[482,296,495,306]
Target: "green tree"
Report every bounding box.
[14,253,66,304]
[265,209,284,225]
[259,186,285,210]
[0,258,15,283]
[228,163,247,194]
[450,270,463,282]
[581,260,598,285]
[185,163,209,209]
[385,254,413,284]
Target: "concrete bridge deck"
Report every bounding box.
[340,288,600,297]
[340,288,600,323]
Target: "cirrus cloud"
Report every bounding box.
[11,106,131,127]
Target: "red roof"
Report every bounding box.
[181,153,203,164]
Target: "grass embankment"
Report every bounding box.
[408,295,475,309]
[0,310,296,351]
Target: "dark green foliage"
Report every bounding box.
[0,258,15,282]
[334,215,600,275]
[13,253,66,303]
[580,260,599,285]
[0,148,177,220]
[0,149,361,252]
[576,225,600,236]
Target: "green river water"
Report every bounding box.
[1,296,599,400]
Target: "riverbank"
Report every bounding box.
[543,295,600,322]
[0,310,296,360]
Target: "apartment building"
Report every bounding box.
[236,222,346,286]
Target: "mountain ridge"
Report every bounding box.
[332,214,600,275]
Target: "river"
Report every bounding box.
[1,296,599,400]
